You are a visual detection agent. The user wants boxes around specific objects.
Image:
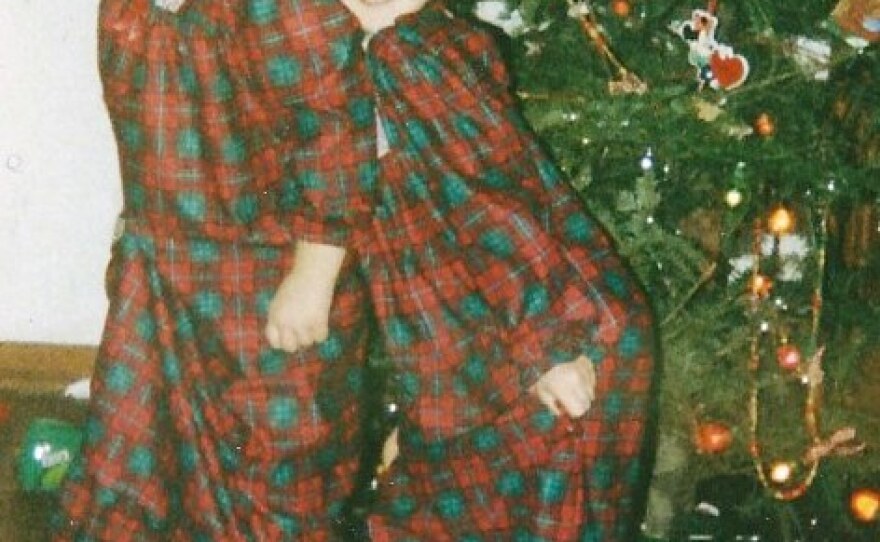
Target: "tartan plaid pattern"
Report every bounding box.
[55,231,370,541]
[361,7,656,541]
[54,0,375,540]
[98,0,377,247]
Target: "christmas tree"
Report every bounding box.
[451,0,879,539]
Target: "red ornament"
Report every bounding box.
[776,343,802,371]
[754,112,776,137]
[693,421,733,454]
[850,487,880,523]
[748,439,761,458]
[611,0,631,17]
[749,274,773,298]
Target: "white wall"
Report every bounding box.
[1,0,120,345]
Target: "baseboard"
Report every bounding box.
[0,342,96,394]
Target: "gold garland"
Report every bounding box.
[746,208,863,501]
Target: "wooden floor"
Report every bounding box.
[0,342,96,394]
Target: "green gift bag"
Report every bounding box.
[16,417,83,491]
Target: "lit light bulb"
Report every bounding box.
[640,148,654,171]
[750,274,773,298]
[850,488,880,523]
[768,206,796,235]
[770,462,793,484]
[725,189,743,208]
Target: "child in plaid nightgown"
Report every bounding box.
[341,2,657,541]
[53,0,382,540]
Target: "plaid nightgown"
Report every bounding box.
[360,6,656,542]
[53,1,378,540]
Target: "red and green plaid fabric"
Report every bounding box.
[360,6,656,541]
[55,233,370,541]
[97,0,378,247]
[54,0,376,540]
[58,0,655,540]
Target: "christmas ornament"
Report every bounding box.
[768,206,795,235]
[753,112,776,137]
[611,0,631,18]
[16,418,83,492]
[671,6,750,90]
[776,342,802,371]
[831,0,880,44]
[693,97,724,121]
[729,232,811,285]
[749,273,773,298]
[850,487,880,523]
[568,0,648,95]
[785,36,832,81]
[693,421,734,454]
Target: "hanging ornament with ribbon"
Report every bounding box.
[671,1,751,91]
[567,0,648,95]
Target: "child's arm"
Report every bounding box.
[265,241,347,353]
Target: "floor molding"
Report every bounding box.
[0,342,96,394]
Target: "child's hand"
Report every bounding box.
[265,242,346,353]
[265,272,334,353]
[530,355,596,418]
[340,0,430,33]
